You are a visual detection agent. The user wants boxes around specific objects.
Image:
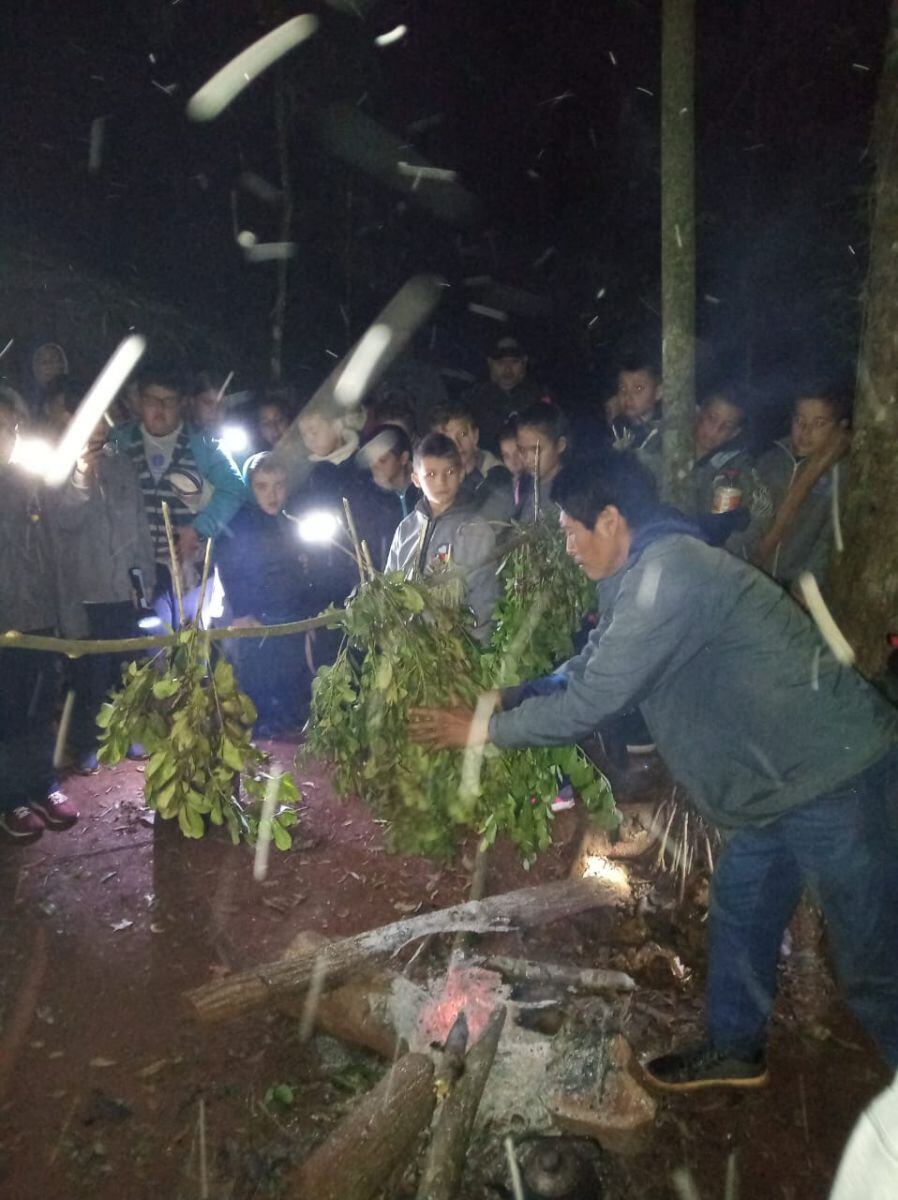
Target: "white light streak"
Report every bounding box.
[44,334,146,486]
[253,771,281,883]
[799,572,855,666]
[467,303,508,322]
[334,323,392,407]
[374,24,408,47]
[53,690,76,771]
[186,15,320,123]
[88,117,105,174]
[397,162,458,183]
[299,954,328,1042]
[243,242,297,262]
[297,511,340,544]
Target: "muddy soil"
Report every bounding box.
[0,745,889,1199]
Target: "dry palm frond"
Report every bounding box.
[650,786,719,900]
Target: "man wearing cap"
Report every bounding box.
[353,423,421,570]
[464,335,551,451]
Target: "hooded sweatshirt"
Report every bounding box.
[755,439,839,585]
[489,516,897,832]
[385,498,499,641]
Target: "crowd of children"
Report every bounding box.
[0,334,851,844]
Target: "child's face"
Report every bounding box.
[499,436,523,477]
[412,454,461,516]
[299,412,343,458]
[370,447,410,491]
[438,418,479,470]
[695,398,744,457]
[251,468,288,515]
[617,370,661,422]
[791,398,841,459]
[517,424,566,480]
[258,404,289,448]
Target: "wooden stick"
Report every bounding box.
[1,612,337,658]
[185,878,622,1025]
[483,955,636,994]
[343,496,367,583]
[752,428,850,571]
[161,501,186,626]
[416,1006,507,1200]
[196,536,214,629]
[294,1053,436,1200]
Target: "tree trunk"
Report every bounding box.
[828,14,898,677]
[293,1053,436,1200]
[185,878,622,1025]
[660,0,696,507]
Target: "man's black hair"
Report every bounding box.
[698,385,747,419]
[793,383,851,425]
[137,363,187,396]
[497,417,519,443]
[413,430,462,468]
[430,399,477,429]
[552,452,659,530]
[617,353,661,380]
[360,422,413,461]
[515,401,570,445]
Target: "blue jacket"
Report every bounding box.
[490,519,897,831]
[110,422,247,540]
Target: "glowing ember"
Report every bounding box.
[415,964,504,1046]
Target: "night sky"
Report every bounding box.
[0,0,887,411]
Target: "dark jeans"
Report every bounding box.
[69,602,139,755]
[707,747,898,1066]
[0,632,58,811]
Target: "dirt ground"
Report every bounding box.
[0,744,890,1200]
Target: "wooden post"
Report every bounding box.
[294,1053,436,1200]
[829,5,898,676]
[660,0,696,508]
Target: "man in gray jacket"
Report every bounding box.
[411,452,898,1089]
[53,413,157,772]
[0,393,78,842]
[386,432,499,642]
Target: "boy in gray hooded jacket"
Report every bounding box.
[386,433,499,642]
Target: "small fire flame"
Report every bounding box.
[415,964,504,1046]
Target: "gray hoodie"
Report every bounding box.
[489,529,897,832]
[385,500,499,641]
[0,465,58,633]
[52,452,156,638]
[755,439,838,584]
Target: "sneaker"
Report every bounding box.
[126,743,147,761]
[551,783,577,813]
[30,791,79,830]
[76,750,100,775]
[0,806,45,842]
[642,1042,769,1092]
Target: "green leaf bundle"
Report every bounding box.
[97,624,299,848]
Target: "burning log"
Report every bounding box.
[484,956,636,995]
[416,1005,507,1200]
[294,1052,436,1200]
[185,878,621,1025]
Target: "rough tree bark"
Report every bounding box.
[829,6,898,677]
[660,0,696,508]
